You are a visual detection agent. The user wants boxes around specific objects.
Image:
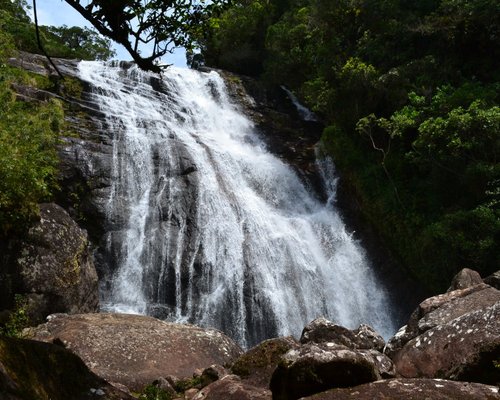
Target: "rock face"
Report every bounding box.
[300,378,500,400]
[30,313,243,391]
[16,203,99,323]
[385,269,500,385]
[0,335,133,400]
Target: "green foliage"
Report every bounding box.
[0,295,30,337]
[138,384,172,400]
[0,0,115,61]
[173,376,203,392]
[0,2,67,237]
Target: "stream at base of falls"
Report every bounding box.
[78,61,397,348]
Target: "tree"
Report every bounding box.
[62,0,231,72]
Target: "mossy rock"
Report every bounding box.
[231,336,299,387]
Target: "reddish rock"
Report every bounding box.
[29,313,243,391]
[193,375,271,400]
[392,301,500,384]
[300,378,500,400]
[385,283,500,357]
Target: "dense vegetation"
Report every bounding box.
[0,0,114,237]
[194,0,499,291]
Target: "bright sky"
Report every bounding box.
[34,0,187,67]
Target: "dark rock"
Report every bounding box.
[300,378,500,400]
[231,337,299,388]
[270,342,394,400]
[152,377,176,397]
[484,270,500,290]
[193,375,271,400]
[16,203,99,323]
[447,268,483,292]
[200,364,229,387]
[300,317,385,352]
[0,335,133,400]
[29,313,243,391]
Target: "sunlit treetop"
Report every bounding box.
[63,0,231,72]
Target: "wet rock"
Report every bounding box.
[0,336,133,400]
[300,378,500,400]
[447,268,483,292]
[270,342,394,400]
[30,313,243,391]
[231,337,299,387]
[193,375,271,400]
[300,317,385,352]
[16,203,99,323]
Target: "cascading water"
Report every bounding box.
[78,61,396,347]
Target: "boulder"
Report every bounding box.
[29,313,243,391]
[300,378,500,400]
[231,337,299,387]
[16,203,99,323]
[0,336,133,400]
[447,268,483,292]
[300,317,385,351]
[270,342,395,400]
[193,375,271,400]
[385,283,500,357]
[392,301,500,384]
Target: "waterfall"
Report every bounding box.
[78,61,396,348]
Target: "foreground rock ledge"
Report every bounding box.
[300,378,500,400]
[30,313,243,391]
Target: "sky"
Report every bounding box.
[34,0,187,67]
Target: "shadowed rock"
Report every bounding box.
[29,313,243,391]
[270,342,395,400]
[0,336,132,400]
[231,337,299,388]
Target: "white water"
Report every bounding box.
[78,61,396,347]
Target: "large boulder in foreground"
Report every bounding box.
[385,269,500,385]
[0,336,132,400]
[16,203,99,323]
[29,313,243,391]
[300,378,500,400]
[392,301,500,384]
